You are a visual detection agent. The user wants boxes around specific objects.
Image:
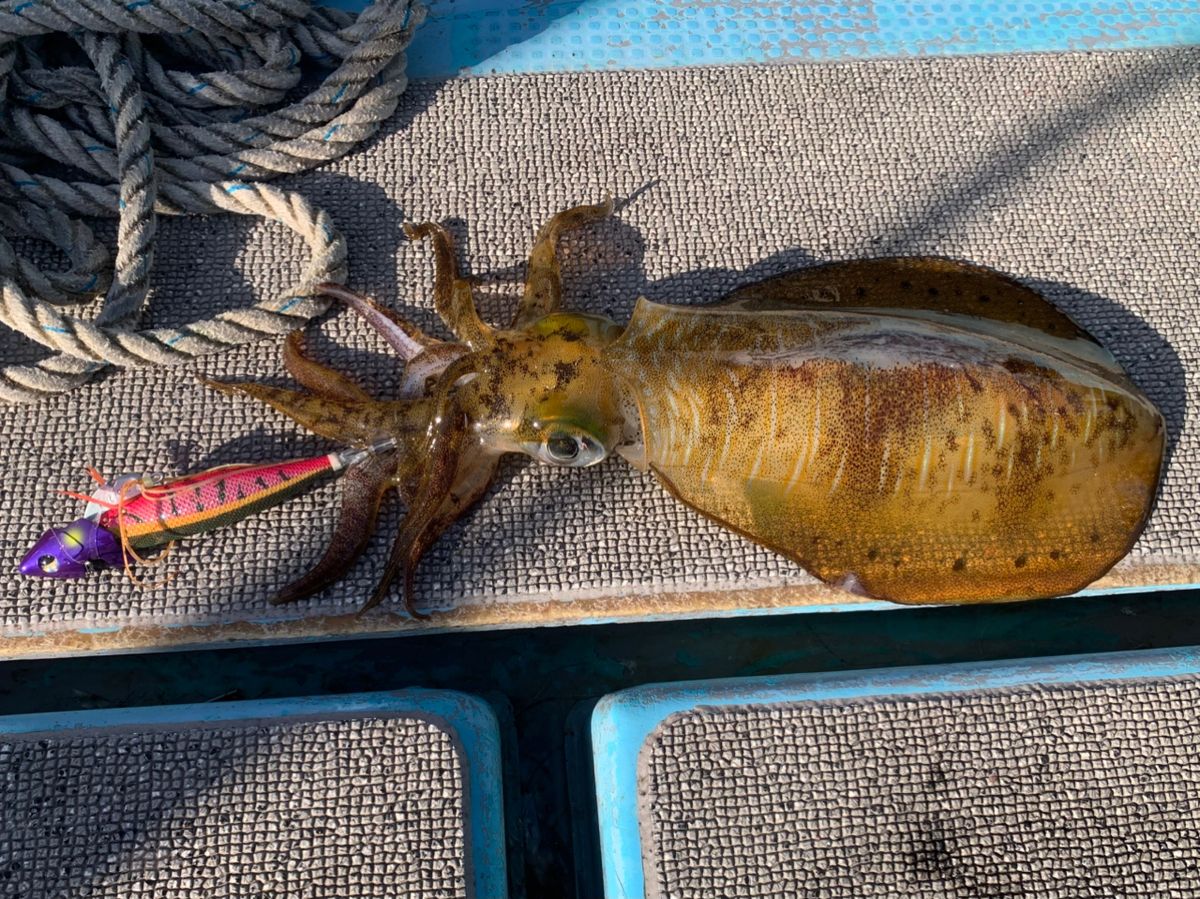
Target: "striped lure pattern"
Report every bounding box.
[20,450,372,580]
[204,200,1166,614]
[102,455,344,550]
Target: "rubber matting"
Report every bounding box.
[1,48,1198,653]
[0,712,469,897]
[639,675,1200,898]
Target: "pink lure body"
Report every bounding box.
[98,453,349,550]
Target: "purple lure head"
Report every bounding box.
[18,519,124,578]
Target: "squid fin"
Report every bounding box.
[716,257,1122,377]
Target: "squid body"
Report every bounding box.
[207,199,1165,615]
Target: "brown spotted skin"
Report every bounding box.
[605,259,1164,603]
[453,313,626,457]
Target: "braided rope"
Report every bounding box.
[0,0,423,404]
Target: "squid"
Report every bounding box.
[207,199,1166,616]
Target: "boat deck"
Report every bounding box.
[3,18,1199,657]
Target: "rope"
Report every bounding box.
[0,0,425,404]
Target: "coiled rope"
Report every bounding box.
[0,0,424,404]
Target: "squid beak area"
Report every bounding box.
[357,404,494,620]
[359,455,463,619]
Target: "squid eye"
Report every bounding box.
[537,429,608,468]
[546,432,581,463]
[38,554,59,573]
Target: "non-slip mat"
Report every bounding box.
[639,676,1200,898]
[2,48,1198,652]
[0,715,468,898]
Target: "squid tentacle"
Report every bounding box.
[403,221,493,349]
[310,282,471,400]
[201,379,412,446]
[360,400,468,619]
[398,343,471,400]
[516,194,614,327]
[314,282,436,361]
[283,330,372,404]
[392,448,502,608]
[270,452,397,606]
[359,354,482,617]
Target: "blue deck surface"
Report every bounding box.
[591,646,1200,899]
[0,690,508,899]
[329,0,1200,79]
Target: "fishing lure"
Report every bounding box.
[20,444,390,581]
[206,199,1165,616]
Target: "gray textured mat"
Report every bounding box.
[0,715,467,898]
[2,49,1198,651]
[640,676,1200,898]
